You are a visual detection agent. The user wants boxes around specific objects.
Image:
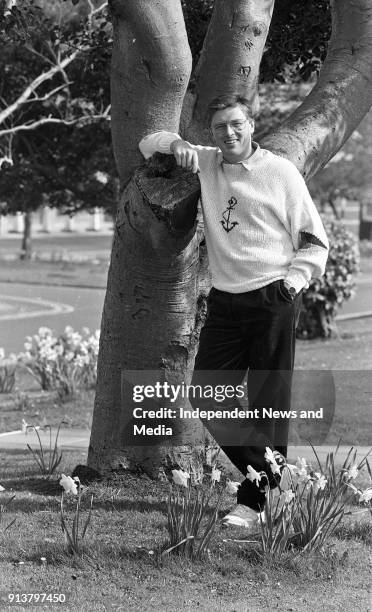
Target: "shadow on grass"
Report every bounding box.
[2,488,169,515]
[6,540,167,569]
[1,476,61,496]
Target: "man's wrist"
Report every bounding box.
[283,281,297,298]
[170,139,181,153]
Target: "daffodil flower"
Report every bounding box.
[211,467,221,483]
[171,469,190,488]
[358,488,372,503]
[312,472,327,492]
[264,449,282,476]
[59,474,79,495]
[344,464,359,480]
[271,462,281,476]
[246,465,263,487]
[281,489,295,504]
[296,457,308,471]
[225,480,240,495]
[264,447,276,463]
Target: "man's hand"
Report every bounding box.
[170,139,199,174]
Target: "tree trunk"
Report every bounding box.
[20,209,32,260]
[88,0,372,475]
[88,0,206,475]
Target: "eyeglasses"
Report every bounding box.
[212,120,248,134]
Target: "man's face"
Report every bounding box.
[210,104,254,163]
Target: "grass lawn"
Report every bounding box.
[0,259,109,289]
[0,449,371,612]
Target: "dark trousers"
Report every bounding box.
[190,279,302,511]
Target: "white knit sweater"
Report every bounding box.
[139,131,329,294]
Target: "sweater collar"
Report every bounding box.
[217,141,263,170]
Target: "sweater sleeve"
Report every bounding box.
[139,131,181,159]
[284,174,329,293]
[139,130,218,171]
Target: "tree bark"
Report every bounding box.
[88,155,206,475]
[193,0,274,125]
[89,0,205,475]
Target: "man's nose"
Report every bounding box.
[225,123,235,135]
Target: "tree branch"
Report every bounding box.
[24,44,56,68]
[261,0,372,178]
[0,108,110,136]
[0,1,108,127]
[0,50,80,126]
[20,83,73,105]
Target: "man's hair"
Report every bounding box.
[207,94,254,126]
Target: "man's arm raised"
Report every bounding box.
[139,131,200,173]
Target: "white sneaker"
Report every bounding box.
[222,504,260,529]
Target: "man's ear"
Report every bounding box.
[249,119,255,133]
[209,127,216,143]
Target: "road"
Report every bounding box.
[0,283,105,353]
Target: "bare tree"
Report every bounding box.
[0,0,110,167]
[88,0,372,475]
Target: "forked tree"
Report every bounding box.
[88,0,372,475]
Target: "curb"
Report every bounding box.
[0,278,107,291]
[336,310,372,321]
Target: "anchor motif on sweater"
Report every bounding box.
[221,196,239,233]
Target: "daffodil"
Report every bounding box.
[59,474,79,495]
[358,488,372,503]
[264,447,276,463]
[211,467,221,483]
[171,469,190,488]
[344,464,359,480]
[313,472,327,492]
[296,457,308,471]
[281,489,295,504]
[294,458,309,481]
[225,480,240,495]
[264,447,282,476]
[246,465,263,487]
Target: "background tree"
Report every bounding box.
[85,0,372,476]
[0,0,113,256]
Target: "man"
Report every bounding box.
[139,94,329,529]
